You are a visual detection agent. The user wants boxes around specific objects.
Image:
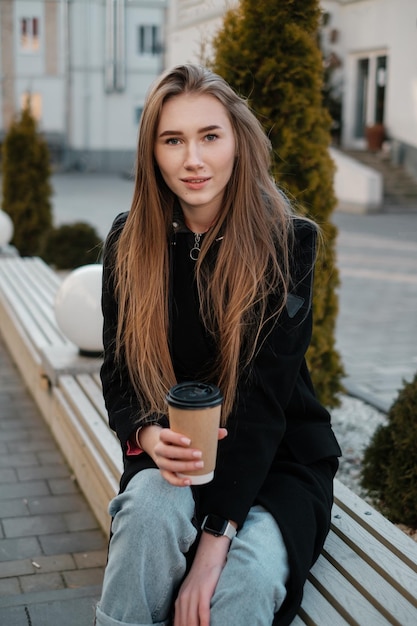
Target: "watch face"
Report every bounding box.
[203,514,228,536]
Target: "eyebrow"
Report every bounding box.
[158,124,223,138]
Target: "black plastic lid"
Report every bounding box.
[166,382,223,409]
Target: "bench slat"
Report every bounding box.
[323,530,417,624]
[0,272,57,348]
[334,479,417,570]
[298,578,351,625]
[308,554,393,625]
[12,257,60,302]
[0,261,69,347]
[331,502,417,602]
[29,257,62,292]
[2,257,58,308]
[8,260,68,341]
[52,387,119,533]
[58,375,123,479]
[75,373,108,423]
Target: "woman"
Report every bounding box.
[96,64,341,626]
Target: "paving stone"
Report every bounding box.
[39,530,107,557]
[0,429,51,444]
[0,537,42,562]
[3,514,67,539]
[0,469,17,484]
[27,494,89,516]
[37,451,65,465]
[0,558,34,578]
[0,499,30,519]
[19,571,65,594]
[0,481,50,501]
[0,453,38,468]
[12,440,56,454]
[62,567,104,589]
[0,577,21,596]
[26,553,76,574]
[0,418,46,432]
[64,511,99,532]
[17,464,70,482]
[0,591,101,625]
[73,549,108,570]
[48,478,79,495]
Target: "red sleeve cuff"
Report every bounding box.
[126,429,144,456]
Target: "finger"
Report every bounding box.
[175,593,199,626]
[157,451,204,475]
[199,603,211,626]
[160,469,191,487]
[155,441,203,463]
[218,428,228,441]
[160,428,192,447]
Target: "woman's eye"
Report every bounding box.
[205,134,218,142]
[166,138,181,145]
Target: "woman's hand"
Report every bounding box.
[138,425,227,487]
[174,531,231,626]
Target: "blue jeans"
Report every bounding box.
[95,469,289,626]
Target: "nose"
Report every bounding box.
[184,142,203,170]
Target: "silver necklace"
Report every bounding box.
[190,232,203,261]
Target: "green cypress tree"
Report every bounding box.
[361,374,417,528]
[1,102,53,256]
[211,0,344,406]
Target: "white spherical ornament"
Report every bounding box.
[54,264,103,355]
[0,210,14,247]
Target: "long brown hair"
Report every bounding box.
[114,64,294,423]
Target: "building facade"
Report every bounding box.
[166,0,417,180]
[0,0,167,172]
[2,1,416,178]
[321,0,417,178]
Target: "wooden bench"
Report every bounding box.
[1,256,417,624]
[298,479,417,624]
[0,256,71,417]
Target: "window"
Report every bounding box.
[21,92,42,123]
[355,58,369,138]
[138,25,160,56]
[375,56,387,125]
[20,17,40,52]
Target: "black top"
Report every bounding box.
[100,210,341,625]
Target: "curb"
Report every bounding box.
[343,380,390,415]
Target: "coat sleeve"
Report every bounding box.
[197,219,320,527]
[100,212,167,449]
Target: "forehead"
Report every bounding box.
[158,93,231,127]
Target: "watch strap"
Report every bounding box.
[201,514,237,540]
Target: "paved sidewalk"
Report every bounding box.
[333,210,417,411]
[0,335,107,625]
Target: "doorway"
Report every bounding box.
[354,53,388,139]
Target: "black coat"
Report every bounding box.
[100,211,342,625]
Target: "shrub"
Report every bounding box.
[211,0,344,406]
[41,222,103,270]
[1,102,52,256]
[361,373,417,528]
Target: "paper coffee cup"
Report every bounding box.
[166,382,223,485]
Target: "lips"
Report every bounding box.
[181,177,210,183]
[180,177,211,190]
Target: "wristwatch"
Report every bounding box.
[201,514,237,540]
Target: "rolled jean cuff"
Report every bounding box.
[95,604,169,626]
